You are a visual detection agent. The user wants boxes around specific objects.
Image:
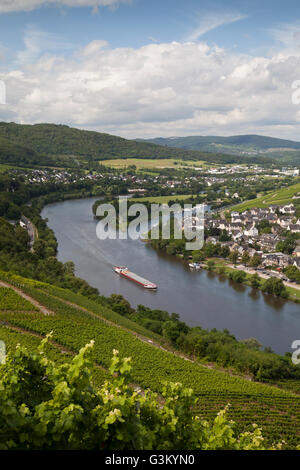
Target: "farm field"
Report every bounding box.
[131,194,202,203]
[0,270,299,448]
[0,164,30,172]
[231,181,300,212]
[100,158,207,169]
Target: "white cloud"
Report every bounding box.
[1,35,300,140]
[78,40,109,57]
[16,26,75,64]
[268,22,300,57]
[185,12,247,42]
[0,0,130,13]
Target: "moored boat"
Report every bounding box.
[189,262,201,270]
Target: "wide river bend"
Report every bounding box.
[42,196,300,355]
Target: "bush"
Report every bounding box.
[262,277,288,298]
[229,270,247,283]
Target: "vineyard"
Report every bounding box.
[0,286,38,311]
[0,270,299,448]
[231,181,300,212]
[0,324,72,364]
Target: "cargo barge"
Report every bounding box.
[114,266,157,289]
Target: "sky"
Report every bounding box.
[1,0,300,139]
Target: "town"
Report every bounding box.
[200,203,300,281]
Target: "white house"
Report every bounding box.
[244,223,259,237]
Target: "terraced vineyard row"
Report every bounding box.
[0,278,299,447]
[0,324,110,386]
[231,181,300,212]
[0,286,38,311]
[0,287,289,395]
[0,271,165,343]
[195,396,300,447]
[0,324,71,364]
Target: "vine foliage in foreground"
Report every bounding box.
[0,334,288,450]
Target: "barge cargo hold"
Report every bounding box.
[114,266,157,289]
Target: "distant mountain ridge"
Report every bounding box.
[137,134,300,153]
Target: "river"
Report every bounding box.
[42,196,300,355]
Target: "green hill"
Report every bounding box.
[0,122,274,167]
[0,135,42,166]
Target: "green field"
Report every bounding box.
[131,194,203,203]
[0,164,30,172]
[101,158,207,169]
[231,181,300,212]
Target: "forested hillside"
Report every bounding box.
[0,136,42,166]
[0,122,273,167]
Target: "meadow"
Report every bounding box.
[100,158,207,169]
[131,194,202,203]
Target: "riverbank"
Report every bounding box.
[171,248,300,303]
[194,257,300,303]
[144,226,300,304]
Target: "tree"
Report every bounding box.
[162,320,182,343]
[108,294,133,316]
[192,250,205,262]
[276,235,297,255]
[207,260,215,270]
[261,227,272,234]
[262,277,288,298]
[203,242,217,258]
[229,251,239,265]
[15,226,30,249]
[0,338,283,450]
[249,254,261,268]
[241,252,250,266]
[219,246,230,258]
[257,220,271,234]
[166,243,177,255]
[250,273,260,289]
[284,265,300,283]
[230,270,247,283]
[33,239,48,258]
[241,338,262,350]
[63,261,75,276]
[218,266,226,276]
[219,230,231,242]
